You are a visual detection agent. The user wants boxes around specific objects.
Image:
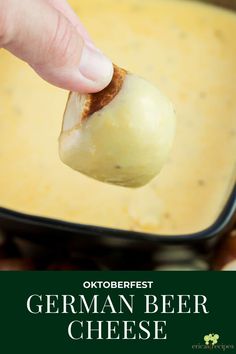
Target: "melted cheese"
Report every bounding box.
[0,0,235,235]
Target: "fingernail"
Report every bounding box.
[79,42,113,88]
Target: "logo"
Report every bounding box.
[204,333,219,346]
[192,333,234,351]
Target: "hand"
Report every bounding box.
[0,0,113,93]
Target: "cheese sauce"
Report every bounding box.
[0,0,236,235]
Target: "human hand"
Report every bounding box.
[0,0,113,93]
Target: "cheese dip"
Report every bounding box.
[0,0,235,235]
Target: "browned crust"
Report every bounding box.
[81,64,127,121]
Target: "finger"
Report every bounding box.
[1,0,113,93]
[46,0,93,43]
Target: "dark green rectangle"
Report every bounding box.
[0,271,235,354]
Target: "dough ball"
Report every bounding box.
[59,66,176,187]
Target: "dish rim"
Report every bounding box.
[0,184,235,244]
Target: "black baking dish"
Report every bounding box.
[0,184,235,251]
[0,0,236,255]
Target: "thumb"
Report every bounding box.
[0,0,113,93]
